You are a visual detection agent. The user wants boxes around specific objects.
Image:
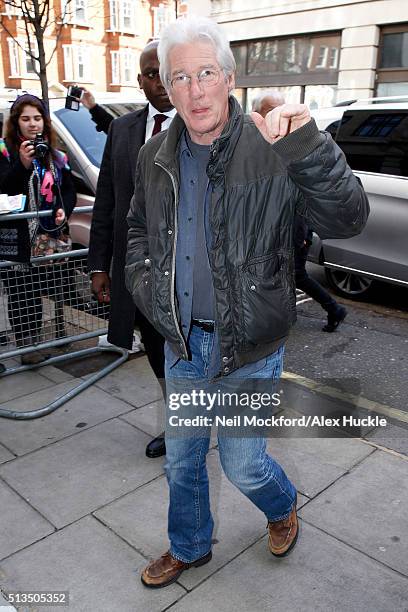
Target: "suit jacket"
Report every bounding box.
[87,105,148,348]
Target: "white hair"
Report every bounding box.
[251,89,285,112]
[158,16,236,91]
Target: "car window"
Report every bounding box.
[54,106,108,168]
[334,109,408,177]
[54,102,144,168]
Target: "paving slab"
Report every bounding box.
[0,381,137,456]
[95,356,163,408]
[0,479,54,561]
[266,436,375,497]
[0,419,164,528]
[299,449,408,576]
[366,423,408,456]
[120,399,166,437]
[95,449,309,591]
[0,370,53,404]
[38,364,74,384]
[170,522,408,612]
[0,444,14,465]
[121,401,218,448]
[0,516,184,612]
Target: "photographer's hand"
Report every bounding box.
[55,208,66,225]
[19,140,35,169]
[80,88,96,110]
[91,272,111,303]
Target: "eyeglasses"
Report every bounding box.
[170,68,221,90]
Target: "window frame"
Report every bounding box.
[63,44,92,83]
[376,24,408,91]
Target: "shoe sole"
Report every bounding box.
[141,551,212,589]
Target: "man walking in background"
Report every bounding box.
[87,41,176,458]
[253,89,347,332]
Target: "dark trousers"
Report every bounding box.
[295,244,337,313]
[135,309,165,394]
[1,267,43,346]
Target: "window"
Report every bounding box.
[63,45,91,82]
[109,0,137,33]
[153,3,173,37]
[7,38,38,78]
[245,33,340,78]
[110,50,137,85]
[61,0,88,24]
[335,109,408,177]
[316,46,328,68]
[3,3,22,16]
[329,47,339,69]
[377,25,408,98]
[380,32,408,68]
[7,39,19,77]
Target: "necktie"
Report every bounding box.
[152,113,168,136]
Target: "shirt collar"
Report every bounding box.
[147,102,176,121]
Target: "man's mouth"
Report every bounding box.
[192,108,209,115]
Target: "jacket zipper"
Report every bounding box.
[154,160,188,359]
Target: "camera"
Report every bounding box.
[65,85,84,111]
[30,133,49,160]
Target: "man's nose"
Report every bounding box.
[189,76,204,98]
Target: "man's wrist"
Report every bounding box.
[89,269,106,276]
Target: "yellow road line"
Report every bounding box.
[281,370,408,425]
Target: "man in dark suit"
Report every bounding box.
[87,41,176,457]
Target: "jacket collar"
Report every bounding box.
[154,95,244,178]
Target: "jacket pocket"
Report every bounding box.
[238,251,294,345]
[124,260,155,325]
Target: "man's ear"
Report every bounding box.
[227,72,235,93]
[137,73,142,90]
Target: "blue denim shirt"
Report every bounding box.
[165,130,218,369]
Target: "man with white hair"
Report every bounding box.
[251,88,286,116]
[126,17,369,588]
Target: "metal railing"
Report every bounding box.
[0,208,128,420]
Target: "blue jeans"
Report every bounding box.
[164,325,297,563]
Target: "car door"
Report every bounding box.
[322,108,408,284]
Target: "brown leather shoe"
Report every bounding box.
[141,550,212,589]
[268,497,299,557]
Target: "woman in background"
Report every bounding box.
[0,94,76,365]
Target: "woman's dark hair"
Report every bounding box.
[5,95,57,157]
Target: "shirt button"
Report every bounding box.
[186,256,190,261]
[224,366,230,373]
[144,258,150,265]
[184,291,189,297]
[167,311,171,316]
[164,271,169,276]
[250,284,256,291]
[222,356,228,363]
[190,179,195,185]
[168,229,173,235]
[188,217,192,222]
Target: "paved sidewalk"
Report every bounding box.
[0,352,407,612]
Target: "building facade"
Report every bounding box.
[0,0,176,100]
[188,0,408,110]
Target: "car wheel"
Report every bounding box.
[325,268,373,299]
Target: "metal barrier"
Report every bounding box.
[0,208,128,420]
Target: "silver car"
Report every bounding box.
[310,96,408,298]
